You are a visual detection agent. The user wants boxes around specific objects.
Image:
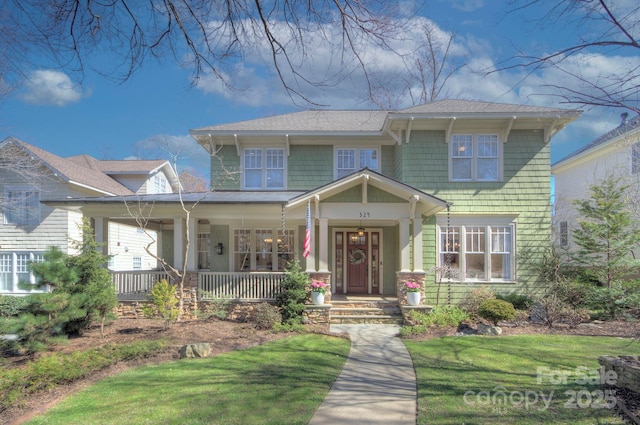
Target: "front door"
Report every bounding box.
[346,232,368,293]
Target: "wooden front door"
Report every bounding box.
[346,232,368,293]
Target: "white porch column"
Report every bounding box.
[173,217,184,270]
[93,216,109,256]
[412,219,424,272]
[318,218,329,272]
[305,220,317,272]
[399,219,411,272]
[186,215,197,271]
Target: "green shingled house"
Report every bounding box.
[49,100,580,307]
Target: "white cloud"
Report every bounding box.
[19,69,86,106]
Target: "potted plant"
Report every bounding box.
[310,280,328,305]
[405,280,422,306]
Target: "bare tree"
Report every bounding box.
[499,0,640,113]
[369,22,467,109]
[2,1,406,105]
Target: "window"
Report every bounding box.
[197,233,210,270]
[233,227,296,271]
[336,148,379,178]
[243,148,285,189]
[152,174,168,193]
[3,189,40,224]
[0,252,44,292]
[559,221,569,247]
[133,257,142,270]
[439,224,514,282]
[632,142,640,174]
[450,134,500,181]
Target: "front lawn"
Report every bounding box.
[405,335,640,425]
[24,334,350,425]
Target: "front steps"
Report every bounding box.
[330,296,404,325]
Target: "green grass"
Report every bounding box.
[25,334,350,425]
[405,335,640,425]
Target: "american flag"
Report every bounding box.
[303,199,311,258]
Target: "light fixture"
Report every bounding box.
[216,242,224,255]
[357,226,365,237]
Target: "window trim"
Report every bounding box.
[231,226,296,271]
[3,187,40,225]
[242,147,286,190]
[449,134,502,182]
[436,217,516,283]
[334,147,380,179]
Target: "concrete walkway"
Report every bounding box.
[308,324,417,425]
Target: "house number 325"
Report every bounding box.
[359,212,370,218]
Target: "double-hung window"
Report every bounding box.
[438,223,514,282]
[450,134,500,181]
[3,188,40,224]
[336,148,379,178]
[152,174,168,193]
[243,148,285,189]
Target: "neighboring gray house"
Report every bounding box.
[0,137,179,294]
[552,113,640,250]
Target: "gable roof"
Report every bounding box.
[397,99,576,115]
[0,137,177,196]
[552,114,640,168]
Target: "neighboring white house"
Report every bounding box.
[0,137,179,294]
[552,113,640,249]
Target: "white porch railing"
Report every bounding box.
[198,272,286,300]
[112,271,171,301]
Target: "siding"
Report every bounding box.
[288,145,334,190]
[401,129,552,304]
[210,145,241,190]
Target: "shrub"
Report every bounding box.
[143,279,179,329]
[197,295,231,320]
[272,322,306,333]
[274,260,309,325]
[584,283,640,320]
[252,303,282,330]
[532,293,590,328]
[0,295,30,318]
[401,307,469,337]
[496,293,533,310]
[478,299,515,325]
[458,286,495,319]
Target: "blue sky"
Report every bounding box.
[1,0,637,176]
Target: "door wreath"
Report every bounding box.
[349,248,366,265]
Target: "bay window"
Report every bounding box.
[439,223,514,282]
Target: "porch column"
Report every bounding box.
[305,219,317,272]
[173,217,184,270]
[412,218,424,272]
[318,218,329,272]
[399,219,411,272]
[93,216,109,256]
[186,215,197,271]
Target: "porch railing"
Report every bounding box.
[112,271,171,301]
[198,272,286,300]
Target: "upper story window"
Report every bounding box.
[152,173,168,194]
[3,188,40,225]
[243,148,285,190]
[632,142,640,174]
[336,148,379,178]
[450,134,500,182]
[559,221,569,247]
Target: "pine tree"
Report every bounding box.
[572,176,640,287]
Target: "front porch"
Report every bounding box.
[112,270,432,324]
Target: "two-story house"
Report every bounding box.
[552,113,640,252]
[48,100,580,305]
[0,137,179,294]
